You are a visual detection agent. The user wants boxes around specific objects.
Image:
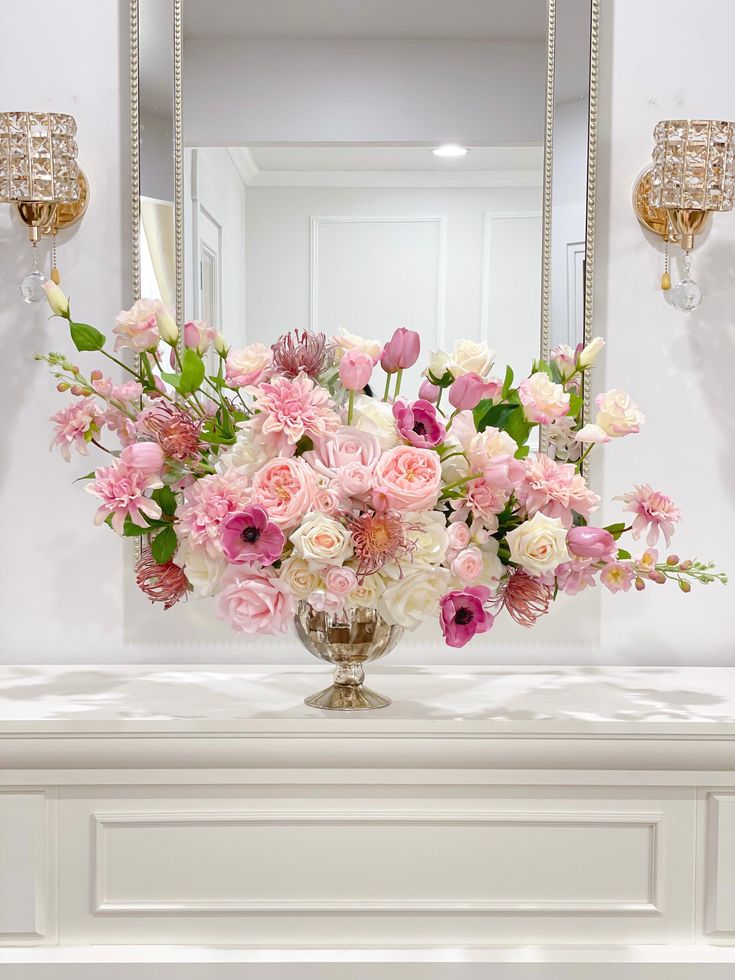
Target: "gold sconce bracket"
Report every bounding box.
[15,167,90,242]
[633,167,712,250]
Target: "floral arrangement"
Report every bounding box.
[37,282,725,648]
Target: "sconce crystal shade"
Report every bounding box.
[648,119,735,212]
[0,111,79,205]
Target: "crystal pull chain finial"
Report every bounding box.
[19,244,48,304]
[671,251,702,313]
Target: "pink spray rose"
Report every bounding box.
[215,566,295,635]
[372,445,443,512]
[566,525,617,561]
[451,546,484,584]
[439,586,494,648]
[85,460,163,535]
[339,349,375,391]
[380,327,420,373]
[225,344,273,388]
[220,506,286,566]
[113,298,166,353]
[447,521,471,551]
[250,457,316,529]
[120,441,166,476]
[392,398,446,449]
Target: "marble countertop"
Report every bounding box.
[1,665,734,735]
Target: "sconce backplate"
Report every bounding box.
[633,168,673,240]
[42,167,90,235]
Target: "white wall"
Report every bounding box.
[0,0,732,665]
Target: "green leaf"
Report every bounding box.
[150,525,178,564]
[152,485,178,517]
[179,348,205,394]
[514,444,530,460]
[69,321,105,352]
[568,393,584,417]
[535,360,553,380]
[617,548,632,560]
[199,431,236,446]
[549,361,564,385]
[501,365,514,399]
[604,522,627,540]
[427,368,454,388]
[473,401,518,433]
[159,370,183,393]
[73,470,97,483]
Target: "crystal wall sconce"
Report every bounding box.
[633,119,735,311]
[0,111,89,303]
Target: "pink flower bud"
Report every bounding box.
[339,349,374,391]
[666,554,680,566]
[566,525,617,561]
[679,559,693,571]
[56,382,69,392]
[635,577,646,591]
[447,521,471,550]
[679,579,691,593]
[649,569,667,584]
[380,327,421,373]
[120,441,166,476]
[448,372,490,410]
[418,380,441,403]
[90,369,103,381]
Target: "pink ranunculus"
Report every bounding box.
[175,469,251,558]
[334,461,373,501]
[451,546,484,584]
[616,484,681,548]
[325,565,357,596]
[339,349,375,391]
[183,320,216,356]
[447,521,471,551]
[85,460,163,535]
[482,454,526,491]
[517,372,571,424]
[250,457,316,530]
[373,445,443,512]
[225,344,273,388]
[448,372,495,411]
[418,380,441,403]
[516,453,600,527]
[215,566,294,635]
[50,397,102,461]
[380,327,421,373]
[392,398,446,449]
[566,525,617,561]
[439,586,494,648]
[220,506,286,566]
[120,441,166,476]
[113,298,166,353]
[246,374,341,456]
[600,561,635,593]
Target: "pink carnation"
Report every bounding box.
[246,374,340,455]
[617,484,681,548]
[85,460,163,535]
[215,566,295,636]
[517,453,600,527]
[464,478,508,528]
[176,470,251,558]
[50,397,102,461]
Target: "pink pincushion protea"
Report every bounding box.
[271,329,330,380]
[348,510,414,578]
[246,374,341,455]
[135,549,189,610]
[85,460,163,534]
[517,453,600,527]
[50,397,102,462]
[501,569,553,627]
[617,484,682,548]
[136,402,201,461]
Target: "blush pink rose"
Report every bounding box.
[451,546,484,583]
[215,567,294,635]
[306,426,381,476]
[447,521,471,550]
[225,344,273,388]
[325,565,358,596]
[372,445,442,512]
[250,457,316,529]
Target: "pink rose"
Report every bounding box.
[113,298,165,353]
[184,320,216,356]
[325,566,357,596]
[250,457,316,529]
[225,344,273,388]
[451,546,484,583]
[482,454,525,490]
[120,441,166,476]
[313,484,342,515]
[518,372,571,424]
[447,521,471,550]
[339,350,375,391]
[336,461,373,500]
[373,445,443,512]
[306,426,381,477]
[215,566,295,635]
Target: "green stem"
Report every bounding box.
[575,443,595,471]
[440,472,482,497]
[347,389,355,425]
[393,369,403,400]
[382,372,392,402]
[99,348,142,380]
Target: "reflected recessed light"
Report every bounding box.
[432,144,469,158]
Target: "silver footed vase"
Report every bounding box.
[294,601,403,710]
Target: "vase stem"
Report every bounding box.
[334,663,365,688]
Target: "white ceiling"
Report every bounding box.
[247,145,543,173]
[183,0,547,41]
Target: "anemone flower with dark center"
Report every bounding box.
[220,506,285,566]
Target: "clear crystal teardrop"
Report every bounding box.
[19,248,48,304]
[671,252,702,313]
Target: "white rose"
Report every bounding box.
[225,343,273,387]
[578,336,605,369]
[347,570,383,608]
[518,372,570,424]
[407,512,449,564]
[467,427,518,472]
[427,348,450,381]
[290,513,354,568]
[352,394,400,450]
[333,329,382,364]
[378,565,450,630]
[595,388,645,438]
[476,539,504,590]
[447,339,495,379]
[280,556,323,598]
[506,511,570,577]
[176,543,226,597]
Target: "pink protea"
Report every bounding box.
[517,453,600,527]
[85,460,163,534]
[348,510,415,578]
[176,470,251,557]
[246,373,341,455]
[136,402,201,461]
[272,329,330,380]
[501,569,552,627]
[617,484,681,548]
[50,397,102,462]
[135,548,190,610]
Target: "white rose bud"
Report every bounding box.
[155,308,178,345]
[578,336,605,369]
[214,331,228,356]
[506,511,570,577]
[43,280,70,318]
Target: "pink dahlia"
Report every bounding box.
[392,398,446,448]
[85,460,163,534]
[617,484,681,548]
[50,397,102,462]
[517,453,600,527]
[439,586,494,648]
[220,506,285,566]
[246,374,340,455]
[175,470,251,557]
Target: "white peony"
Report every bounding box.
[506,511,570,577]
[406,512,449,564]
[279,556,323,598]
[290,513,354,568]
[447,339,495,379]
[333,329,382,364]
[351,394,400,450]
[176,543,227,598]
[467,427,518,472]
[378,565,450,630]
[216,430,270,475]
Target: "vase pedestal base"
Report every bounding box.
[304,682,391,711]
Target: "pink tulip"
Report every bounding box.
[419,379,441,403]
[482,454,525,490]
[380,327,421,373]
[120,441,166,475]
[339,349,374,391]
[566,525,617,561]
[448,372,492,410]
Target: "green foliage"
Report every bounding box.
[295,435,314,455]
[152,485,178,517]
[150,525,178,564]
[501,364,514,399]
[617,548,632,560]
[473,399,534,452]
[69,321,105,352]
[179,348,206,394]
[604,522,627,540]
